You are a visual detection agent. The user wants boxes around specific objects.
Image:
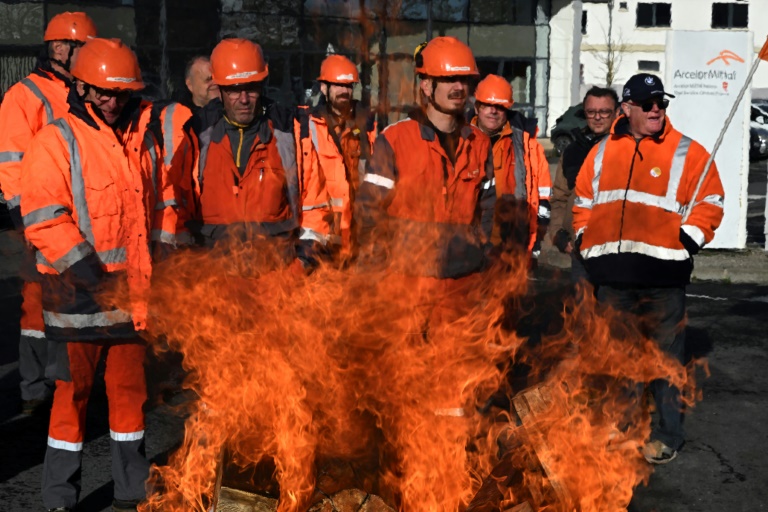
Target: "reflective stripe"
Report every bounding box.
[145,131,158,198]
[44,309,132,329]
[151,229,193,246]
[99,247,127,264]
[581,240,690,261]
[510,127,528,199]
[701,194,724,208]
[537,205,550,219]
[363,173,395,189]
[574,196,592,209]
[329,197,344,208]
[155,198,177,210]
[51,241,93,273]
[51,119,94,245]
[22,204,68,227]
[7,195,21,209]
[299,227,327,244]
[576,227,585,237]
[302,202,330,212]
[309,119,320,153]
[682,224,706,247]
[21,78,54,124]
[163,104,176,166]
[666,136,691,206]
[48,436,83,452]
[36,251,54,269]
[110,429,144,442]
[538,186,552,198]
[198,126,213,191]
[0,151,24,163]
[594,189,682,213]
[591,136,609,201]
[482,177,496,190]
[273,128,300,223]
[21,329,45,339]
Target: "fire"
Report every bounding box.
[119,237,696,512]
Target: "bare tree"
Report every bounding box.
[594,0,627,86]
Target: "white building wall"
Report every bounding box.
[579,0,768,96]
[547,0,584,134]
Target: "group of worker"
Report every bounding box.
[0,10,725,512]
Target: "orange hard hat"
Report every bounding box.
[318,55,359,83]
[414,36,478,77]
[44,12,97,43]
[71,38,144,90]
[211,38,269,86]
[475,75,513,109]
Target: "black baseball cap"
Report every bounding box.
[621,73,675,103]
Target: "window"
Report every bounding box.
[619,2,628,11]
[638,60,661,72]
[581,10,588,35]
[712,3,748,29]
[636,3,671,27]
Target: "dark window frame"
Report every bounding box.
[636,2,672,28]
[711,2,749,29]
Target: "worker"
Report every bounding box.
[549,86,619,282]
[572,73,725,464]
[354,36,496,510]
[20,38,154,512]
[296,54,376,261]
[471,74,551,265]
[182,55,220,112]
[193,38,330,270]
[0,11,97,416]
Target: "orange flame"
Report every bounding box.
[122,236,696,512]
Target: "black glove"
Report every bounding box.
[62,250,105,289]
[553,228,571,253]
[679,228,700,256]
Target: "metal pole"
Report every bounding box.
[683,53,762,222]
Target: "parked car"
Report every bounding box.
[550,103,587,155]
[750,103,768,162]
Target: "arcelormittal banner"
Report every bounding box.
[665,30,752,249]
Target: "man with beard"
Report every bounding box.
[356,35,495,304]
[573,73,725,464]
[0,12,97,416]
[470,74,551,265]
[296,55,376,261]
[549,86,618,281]
[354,37,495,509]
[20,38,154,512]
[193,38,329,270]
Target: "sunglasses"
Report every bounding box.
[631,97,669,112]
[91,86,131,104]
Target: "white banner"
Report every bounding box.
[665,30,752,249]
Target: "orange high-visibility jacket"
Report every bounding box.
[20,100,155,341]
[0,66,71,216]
[356,110,496,278]
[295,102,376,252]
[572,116,724,287]
[195,103,330,265]
[124,101,196,250]
[471,113,551,251]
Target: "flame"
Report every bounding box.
[117,232,698,512]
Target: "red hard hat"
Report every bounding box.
[414,36,478,77]
[475,75,513,109]
[211,39,269,86]
[70,38,144,91]
[318,55,359,83]
[44,12,97,43]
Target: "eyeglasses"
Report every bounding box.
[221,86,261,99]
[584,109,615,119]
[91,86,131,104]
[435,76,472,85]
[631,97,669,112]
